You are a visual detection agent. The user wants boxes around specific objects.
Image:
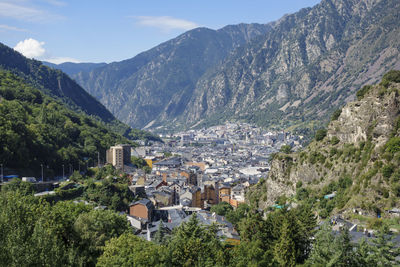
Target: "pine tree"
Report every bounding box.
[274,218,296,267]
[306,223,336,266]
[371,224,400,266]
[154,221,168,245]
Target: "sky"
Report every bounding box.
[1,0,321,64]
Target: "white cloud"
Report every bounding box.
[0,24,28,32]
[14,38,81,64]
[14,38,46,58]
[134,16,199,32]
[44,57,80,64]
[0,1,63,22]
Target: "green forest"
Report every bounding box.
[1,179,399,267]
[0,70,133,176]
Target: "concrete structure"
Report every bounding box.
[219,184,231,203]
[106,144,131,170]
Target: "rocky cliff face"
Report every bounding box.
[73,0,400,133]
[181,0,400,132]
[248,75,400,215]
[73,24,271,128]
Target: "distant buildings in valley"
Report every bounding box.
[113,122,304,240]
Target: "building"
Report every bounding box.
[202,184,219,207]
[106,144,131,170]
[219,183,231,203]
[129,199,154,221]
[152,157,182,171]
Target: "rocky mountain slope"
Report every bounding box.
[73,0,400,133]
[182,0,400,131]
[248,71,400,217]
[72,24,272,128]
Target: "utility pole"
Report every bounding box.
[97,151,100,168]
[62,164,64,180]
[0,164,3,183]
[40,164,43,182]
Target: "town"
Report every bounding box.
[110,122,304,240]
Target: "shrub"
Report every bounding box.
[280,145,292,154]
[356,85,372,100]
[296,181,303,188]
[330,136,340,145]
[381,164,394,179]
[385,137,400,154]
[391,184,400,197]
[381,70,400,88]
[330,147,338,157]
[331,108,342,121]
[315,129,327,141]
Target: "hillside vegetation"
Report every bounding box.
[0,70,132,176]
[248,71,400,220]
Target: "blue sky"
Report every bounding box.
[1,0,321,63]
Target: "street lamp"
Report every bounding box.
[0,164,3,183]
[40,164,43,182]
[62,164,65,180]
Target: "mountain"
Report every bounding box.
[247,71,400,217]
[72,23,272,129]
[0,43,162,142]
[181,0,400,131]
[73,0,400,134]
[42,61,107,77]
[0,70,132,176]
[0,42,116,124]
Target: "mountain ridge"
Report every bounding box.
[72,23,273,128]
[42,61,107,77]
[0,42,116,123]
[72,0,400,135]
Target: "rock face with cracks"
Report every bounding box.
[248,78,400,214]
[74,0,400,133]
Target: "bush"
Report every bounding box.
[280,145,292,154]
[385,137,400,154]
[391,184,400,197]
[296,187,309,201]
[381,70,400,88]
[356,85,372,100]
[315,129,327,141]
[381,164,394,179]
[330,148,338,157]
[331,136,340,145]
[331,109,342,121]
[210,202,233,216]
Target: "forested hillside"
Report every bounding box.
[0,70,132,176]
[0,43,116,124]
[248,71,400,220]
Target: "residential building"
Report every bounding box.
[106,144,131,170]
[129,199,154,221]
